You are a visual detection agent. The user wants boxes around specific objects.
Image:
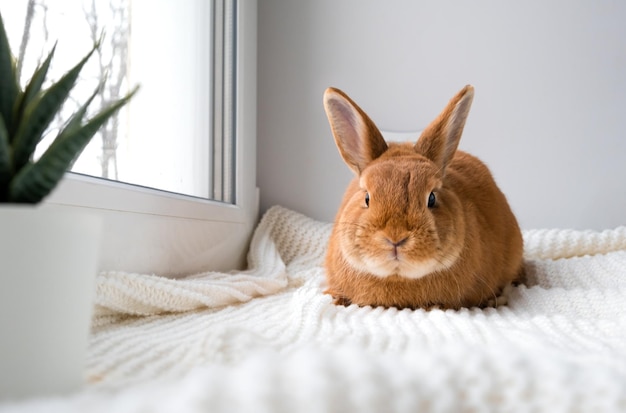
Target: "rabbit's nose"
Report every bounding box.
[386,237,408,259]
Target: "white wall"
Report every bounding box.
[257,1,626,230]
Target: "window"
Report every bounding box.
[0,0,258,276]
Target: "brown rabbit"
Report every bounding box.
[323,85,523,310]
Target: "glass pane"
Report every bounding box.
[0,0,236,202]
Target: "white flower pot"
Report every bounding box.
[0,206,101,400]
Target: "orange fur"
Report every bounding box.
[323,85,523,310]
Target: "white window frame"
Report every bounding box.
[42,0,258,277]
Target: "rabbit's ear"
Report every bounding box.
[415,85,474,170]
[324,87,388,175]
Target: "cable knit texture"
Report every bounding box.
[3,206,626,413]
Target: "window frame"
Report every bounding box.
[42,0,258,277]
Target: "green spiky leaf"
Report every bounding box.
[59,81,102,136]
[0,115,10,199]
[9,87,138,203]
[0,12,20,134]
[12,43,57,136]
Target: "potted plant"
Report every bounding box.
[0,11,136,400]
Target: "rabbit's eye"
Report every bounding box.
[428,192,436,208]
[365,192,370,208]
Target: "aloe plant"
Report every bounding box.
[0,12,137,204]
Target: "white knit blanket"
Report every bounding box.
[4,206,626,412]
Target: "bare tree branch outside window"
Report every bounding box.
[16,0,36,82]
[83,0,129,180]
[16,0,51,83]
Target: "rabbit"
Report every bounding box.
[322,85,524,310]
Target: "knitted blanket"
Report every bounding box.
[4,206,626,412]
